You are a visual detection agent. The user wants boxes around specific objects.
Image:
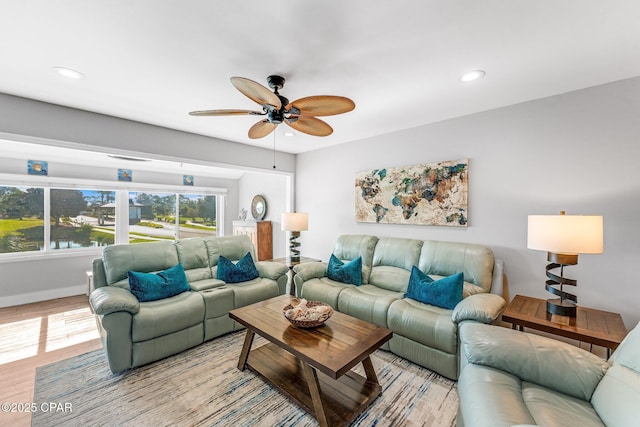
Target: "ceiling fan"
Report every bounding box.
[189,75,355,139]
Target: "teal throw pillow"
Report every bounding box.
[128,263,190,302]
[327,254,362,286]
[404,266,463,310]
[217,252,259,283]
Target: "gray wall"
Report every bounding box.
[0,93,296,173]
[295,76,640,329]
[0,93,293,306]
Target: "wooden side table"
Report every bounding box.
[502,294,627,357]
[268,256,321,296]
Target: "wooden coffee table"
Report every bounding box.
[502,294,627,357]
[229,295,392,427]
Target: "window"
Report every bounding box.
[0,183,222,256]
[178,194,217,238]
[50,189,116,250]
[0,186,44,254]
[128,192,176,243]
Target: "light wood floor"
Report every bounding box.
[0,295,102,427]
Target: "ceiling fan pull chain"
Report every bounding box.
[273,131,276,169]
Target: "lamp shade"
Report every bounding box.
[281,212,309,232]
[527,214,603,255]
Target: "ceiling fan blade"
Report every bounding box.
[287,96,355,116]
[231,77,282,109]
[248,119,278,139]
[285,116,333,137]
[189,109,263,116]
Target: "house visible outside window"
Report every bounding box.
[0,184,222,255]
[49,188,116,250]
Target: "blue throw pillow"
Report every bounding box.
[327,254,363,286]
[217,252,259,283]
[128,263,190,302]
[404,266,463,310]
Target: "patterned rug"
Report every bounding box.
[33,331,458,426]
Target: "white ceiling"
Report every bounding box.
[1,1,640,156]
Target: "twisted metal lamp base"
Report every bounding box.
[289,231,301,263]
[545,252,578,317]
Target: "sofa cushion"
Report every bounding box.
[418,240,494,292]
[387,298,457,354]
[338,285,403,328]
[127,263,190,302]
[460,323,608,401]
[102,240,179,287]
[131,291,205,342]
[332,235,378,284]
[457,364,605,427]
[175,237,212,282]
[372,237,422,270]
[216,252,259,283]
[327,254,362,285]
[204,235,256,267]
[405,267,463,310]
[591,321,640,427]
[230,277,279,308]
[299,277,352,309]
[368,265,411,292]
[189,278,226,292]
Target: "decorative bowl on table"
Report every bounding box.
[283,298,333,328]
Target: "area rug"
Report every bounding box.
[33,331,458,426]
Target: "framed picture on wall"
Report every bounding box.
[27,160,48,175]
[355,158,469,226]
[118,169,132,182]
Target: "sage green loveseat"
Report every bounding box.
[293,235,506,379]
[457,321,638,427]
[90,235,288,373]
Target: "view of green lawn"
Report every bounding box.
[1,187,217,254]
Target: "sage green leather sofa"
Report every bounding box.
[293,235,506,379]
[457,321,638,427]
[89,235,288,373]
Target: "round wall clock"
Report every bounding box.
[251,195,267,220]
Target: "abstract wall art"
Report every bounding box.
[355,158,469,226]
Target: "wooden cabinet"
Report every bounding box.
[232,220,272,261]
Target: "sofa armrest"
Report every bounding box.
[452,293,506,324]
[90,286,140,316]
[255,261,289,280]
[460,323,609,401]
[293,262,328,281]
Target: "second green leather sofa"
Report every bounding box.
[293,234,506,379]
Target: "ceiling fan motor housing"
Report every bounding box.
[265,76,289,124]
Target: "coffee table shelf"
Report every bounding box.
[249,343,380,426]
[229,295,392,427]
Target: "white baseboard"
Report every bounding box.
[0,285,87,308]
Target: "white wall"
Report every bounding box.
[238,172,291,259]
[296,76,640,329]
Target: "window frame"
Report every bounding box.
[0,174,226,262]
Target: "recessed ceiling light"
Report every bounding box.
[52,67,86,80]
[460,70,486,83]
[284,132,295,137]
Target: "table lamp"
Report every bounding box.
[527,211,603,317]
[281,212,308,263]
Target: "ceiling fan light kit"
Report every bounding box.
[189,75,355,139]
